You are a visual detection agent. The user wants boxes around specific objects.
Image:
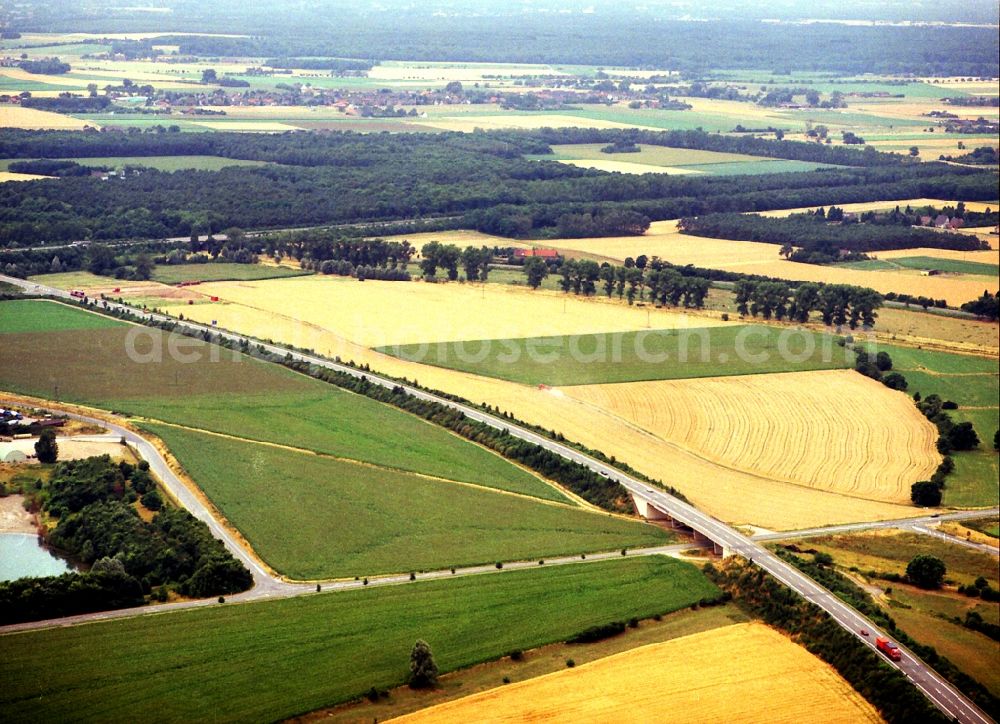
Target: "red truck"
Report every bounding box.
[876,636,902,661]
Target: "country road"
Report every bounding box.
[1,275,995,724]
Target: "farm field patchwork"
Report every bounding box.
[0,301,560,496]
[142,423,670,579]
[175,275,730,347]
[563,369,939,502]
[0,556,718,722]
[378,325,852,386]
[395,623,882,724]
[164,292,928,530]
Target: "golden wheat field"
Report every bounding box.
[564,370,940,502]
[183,276,731,347]
[0,171,51,183]
[165,295,926,530]
[392,623,883,724]
[0,106,97,130]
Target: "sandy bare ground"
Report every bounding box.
[0,494,34,534]
[563,370,940,504]
[391,623,883,724]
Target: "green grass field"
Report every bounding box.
[839,256,999,276]
[874,344,998,507]
[0,556,718,722]
[891,256,999,276]
[380,325,851,386]
[142,424,670,578]
[0,299,123,333]
[0,301,559,497]
[150,263,310,284]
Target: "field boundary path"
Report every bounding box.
[0,275,993,724]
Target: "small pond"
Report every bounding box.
[0,532,74,582]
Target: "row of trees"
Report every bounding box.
[734,279,883,328]
[0,455,253,624]
[547,258,711,309]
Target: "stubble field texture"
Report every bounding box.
[394,623,882,724]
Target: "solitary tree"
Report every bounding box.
[201,68,218,83]
[906,555,946,589]
[34,428,58,464]
[408,640,439,689]
[910,480,942,507]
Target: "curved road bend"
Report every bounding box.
[2,276,995,724]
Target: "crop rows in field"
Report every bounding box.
[564,369,940,502]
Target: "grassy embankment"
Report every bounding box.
[793,530,1000,697]
[141,423,671,579]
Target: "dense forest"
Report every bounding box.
[0,129,994,247]
[12,0,997,74]
[0,456,252,624]
[679,210,990,264]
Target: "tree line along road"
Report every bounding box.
[0,274,993,724]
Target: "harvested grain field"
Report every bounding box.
[564,370,940,502]
[190,121,304,132]
[163,298,925,530]
[178,276,731,347]
[0,171,51,183]
[392,623,882,724]
[0,105,97,130]
[29,271,203,303]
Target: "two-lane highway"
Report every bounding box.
[1,275,993,724]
